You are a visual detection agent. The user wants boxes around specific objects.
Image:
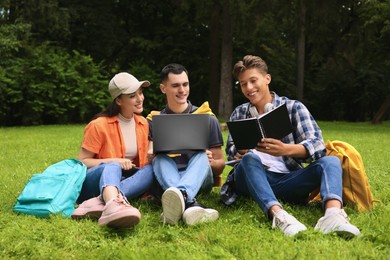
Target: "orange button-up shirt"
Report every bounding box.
[81,114,149,167]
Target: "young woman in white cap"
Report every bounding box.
[72,72,154,229]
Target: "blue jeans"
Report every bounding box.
[234,152,342,215]
[152,152,214,203]
[77,162,154,204]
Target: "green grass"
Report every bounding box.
[1,122,389,259]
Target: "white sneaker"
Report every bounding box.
[314,208,360,238]
[182,206,219,225]
[272,210,307,237]
[161,187,185,225]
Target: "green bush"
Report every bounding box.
[0,22,167,125]
[0,40,108,125]
[126,62,164,116]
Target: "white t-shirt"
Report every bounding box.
[248,102,289,173]
[251,149,290,173]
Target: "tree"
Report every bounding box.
[218,0,233,119]
[1,0,389,124]
[207,0,221,113]
[304,0,390,121]
[9,0,71,45]
[0,4,107,126]
[296,0,306,101]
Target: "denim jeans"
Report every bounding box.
[152,152,213,203]
[77,162,154,204]
[234,152,342,215]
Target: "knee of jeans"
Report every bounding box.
[153,154,170,164]
[188,151,208,163]
[101,162,122,176]
[320,156,342,172]
[143,164,153,171]
[242,152,262,164]
[319,155,340,166]
[102,161,121,168]
[329,156,342,168]
[103,162,122,170]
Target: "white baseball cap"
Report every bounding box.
[108,72,150,99]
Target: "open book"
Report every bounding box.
[226,103,293,150]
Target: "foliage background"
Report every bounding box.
[0,0,389,125]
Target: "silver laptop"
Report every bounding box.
[152,114,210,154]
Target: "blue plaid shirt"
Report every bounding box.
[226,92,326,171]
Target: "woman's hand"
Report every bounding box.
[115,158,136,170]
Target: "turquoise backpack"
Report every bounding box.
[14,159,87,218]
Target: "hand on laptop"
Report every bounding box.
[206,149,213,163]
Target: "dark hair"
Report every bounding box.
[232,55,268,79]
[92,98,121,119]
[160,63,188,82]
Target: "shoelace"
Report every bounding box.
[331,209,351,225]
[272,212,291,229]
[113,194,132,207]
[339,209,350,222]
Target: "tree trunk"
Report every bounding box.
[218,0,232,120]
[372,96,390,124]
[208,1,221,113]
[8,0,18,23]
[296,0,306,101]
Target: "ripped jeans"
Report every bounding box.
[77,162,154,204]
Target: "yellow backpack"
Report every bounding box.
[310,140,376,211]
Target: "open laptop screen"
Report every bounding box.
[152,114,210,154]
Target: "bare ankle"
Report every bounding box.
[269,205,283,216]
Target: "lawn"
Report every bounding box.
[1,121,389,259]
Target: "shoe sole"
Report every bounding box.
[315,223,360,238]
[335,224,361,238]
[71,197,104,220]
[183,207,219,225]
[335,230,358,239]
[71,209,103,220]
[284,225,307,237]
[98,210,141,228]
[161,188,185,225]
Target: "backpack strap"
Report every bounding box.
[192,101,215,116]
[146,110,160,121]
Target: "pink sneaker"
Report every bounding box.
[72,196,105,219]
[98,194,141,228]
